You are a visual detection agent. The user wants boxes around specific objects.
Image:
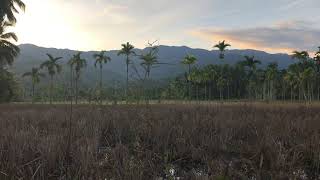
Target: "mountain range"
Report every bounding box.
[13,44,296,86]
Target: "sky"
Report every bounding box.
[13,0,320,54]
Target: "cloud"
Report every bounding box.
[190,20,320,54]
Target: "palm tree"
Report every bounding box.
[181,54,197,75]
[299,67,316,101]
[314,47,320,70]
[314,48,320,99]
[241,56,261,98]
[284,71,296,101]
[0,21,19,68]
[40,54,62,104]
[117,42,135,101]
[93,51,111,104]
[22,67,45,103]
[292,51,309,65]
[68,52,86,104]
[0,0,25,23]
[242,55,261,73]
[213,40,231,59]
[181,54,197,99]
[265,63,278,100]
[140,51,158,79]
[217,76,226,100]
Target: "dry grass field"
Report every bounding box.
[1,103,320,179]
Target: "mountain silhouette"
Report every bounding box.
[14,44,296,86]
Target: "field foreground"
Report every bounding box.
[0,103,320,179]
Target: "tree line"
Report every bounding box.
[163,46,320,102]
[21,40,320,104]
[21,41,162,104]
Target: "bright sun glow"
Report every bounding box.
[14,0,96,51]
[10,0,320,53]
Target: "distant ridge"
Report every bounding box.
[13,44,296,84]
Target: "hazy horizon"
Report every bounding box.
[13,0,320,54]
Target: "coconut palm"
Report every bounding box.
[0,0,25,23]
[117,42,135,101]
[22,67,45,103]
[40,54,62,104]
[68,52,86,104]
[0,21,19,68]
[213,40,231,59]
[93,51,111,104]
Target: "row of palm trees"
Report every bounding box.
[22,38,320,104]
[22,42,161,104]
[172,44,320,101]
[23,52,106,104]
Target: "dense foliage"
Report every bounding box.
[0,0,24,103]
[162,49,320,102]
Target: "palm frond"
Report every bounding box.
[1,32,18,42]
[22,72,32,77]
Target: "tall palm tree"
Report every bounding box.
[140,51,158,79]
[299,67,316,101]
[315,47,320,69]
[217,76,226,100]
[0,0,25,23]
[213,40,231,59]
[22,67,45,103]
[241,56,261,98]
[292,50,309,64]
[93,51,111,104]
[68,52,86,104]
[181,54,197,75]
[40,54,62,104]
[0,21,19,68]
[181,54,197,99]
[265,62,278,100]
[117,42,135,101]
[316,47,320,57]
[284,71,297,101]
[242,55,261,73]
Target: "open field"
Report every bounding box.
[1,103,320,179]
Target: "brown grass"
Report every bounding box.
[0,103,320,179]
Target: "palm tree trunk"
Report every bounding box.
[100,64,103,105]
[227,84,230,100]
[204,84,207,100]
[50,75,53,105]
[32,82,35,104]
[70,66,73,103]
[291,86,293,102]
[188,65,191,100]
[126,55,129,104]
[75,77,78,105]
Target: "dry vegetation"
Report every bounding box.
[0,103,320,179]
